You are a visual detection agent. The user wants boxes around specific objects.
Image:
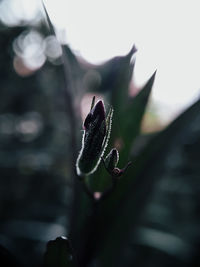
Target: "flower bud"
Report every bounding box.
[76,97,113,176]
[103,148,131,178]
[105,148,119,172]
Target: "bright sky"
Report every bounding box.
[43,0,200,122]
[1,0,200,123]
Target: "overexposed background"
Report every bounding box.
[1,0,200,124]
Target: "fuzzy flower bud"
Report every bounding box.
[103,148,131,178]
[105,148,119,172]
[76,97,113,176]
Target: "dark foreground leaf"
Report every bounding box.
[0,244,22,267]
[44,237,76,267]
[119,71,156,164]
[95,98,200,266]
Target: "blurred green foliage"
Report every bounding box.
[0,2,200,267]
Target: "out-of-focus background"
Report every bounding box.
[2,0,200,124]
[43,0,200,124]
[0,0,200,266]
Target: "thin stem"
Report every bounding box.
[81,178,95,200]
[77,173,119,267]
[78,199,99,267]
[100,176,118,201]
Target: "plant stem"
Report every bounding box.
[78,199,100,267]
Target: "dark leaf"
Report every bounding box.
[118,71,156,164]
[96,98,200,266]
[44,237,76,267]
